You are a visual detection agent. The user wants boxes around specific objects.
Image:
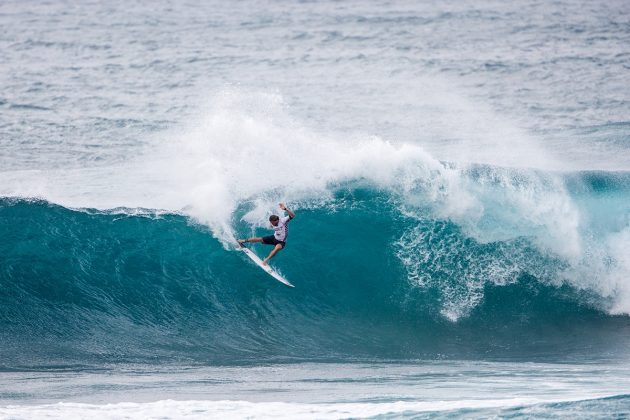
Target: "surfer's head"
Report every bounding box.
[269,215,279,226]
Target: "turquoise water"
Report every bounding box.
[1,0,630,418]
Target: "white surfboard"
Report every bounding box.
[236,240,295,288]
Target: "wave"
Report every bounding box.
[1,90,629,366]
[1,191,629,367]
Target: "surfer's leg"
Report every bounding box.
[262,243,283,265]
[239,237,263,244]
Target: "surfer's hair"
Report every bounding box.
[269,215,279,222]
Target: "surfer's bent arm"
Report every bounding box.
[279,203,295,219]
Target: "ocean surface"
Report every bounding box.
[1,0,630,418]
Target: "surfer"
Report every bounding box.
[238,203,295,265]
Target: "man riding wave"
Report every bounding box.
[238,203,295,265]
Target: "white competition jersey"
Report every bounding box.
[273,215,291,241]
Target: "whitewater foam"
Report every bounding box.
[0,396,595,420]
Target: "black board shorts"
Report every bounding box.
[262,235,286,248]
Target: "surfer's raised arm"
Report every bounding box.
[279,202,295,219]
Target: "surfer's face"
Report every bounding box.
[270,220,279,226]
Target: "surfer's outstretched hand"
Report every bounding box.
[279,202,287,210]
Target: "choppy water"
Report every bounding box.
[1,0,630,418]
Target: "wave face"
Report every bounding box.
[2,174,630,367]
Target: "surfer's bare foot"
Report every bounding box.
[238,239,246,245]
[262,258,269,265]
